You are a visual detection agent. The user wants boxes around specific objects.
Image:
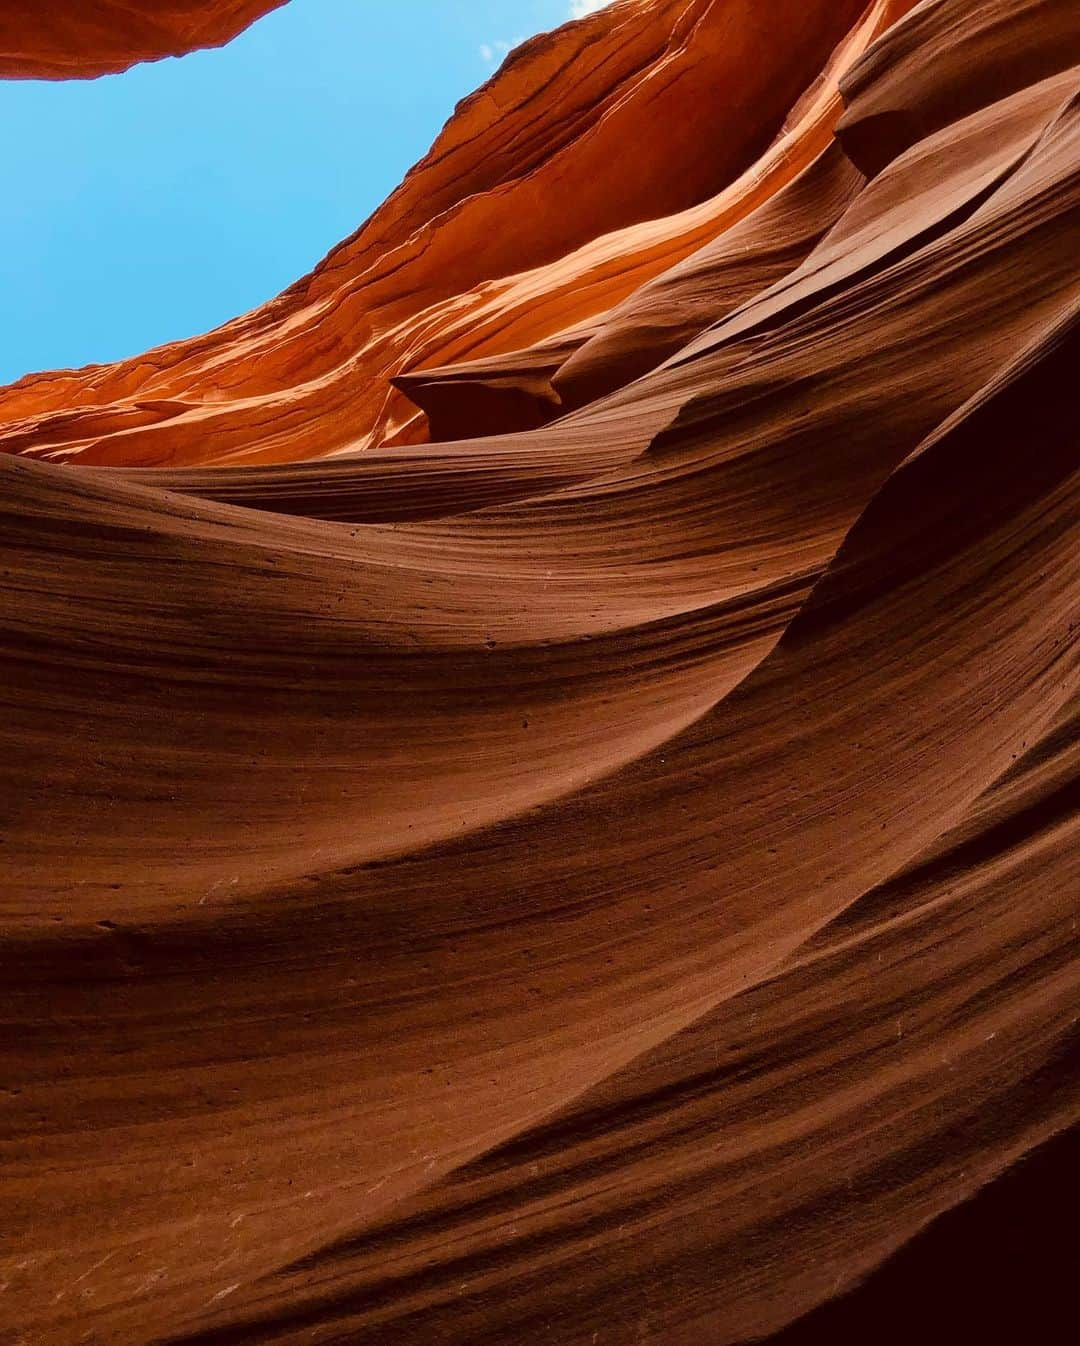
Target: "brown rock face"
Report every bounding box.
[0,0,287,79]
[837,0,1080,174]
[0,3,1077,1345]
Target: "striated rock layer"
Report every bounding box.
[0,2,1077,1345]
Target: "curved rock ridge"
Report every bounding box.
[0,3,1077,1345]
[837,0,1080,174]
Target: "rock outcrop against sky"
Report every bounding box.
[1,2,1077,1344]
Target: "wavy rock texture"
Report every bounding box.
[0,2,1077,1345]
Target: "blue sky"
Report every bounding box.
[0,0,608,386]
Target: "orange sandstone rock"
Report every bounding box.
[0,3,1077,1345]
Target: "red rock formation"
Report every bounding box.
[837,0,1080,173]
[0,0,286,80]
[0,2,1077,1345]
[0,0,906,464]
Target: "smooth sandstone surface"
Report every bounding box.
[0,2,1077,1345]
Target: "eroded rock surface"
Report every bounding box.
[1,2,1077,1344]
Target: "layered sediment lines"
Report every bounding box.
[1,2,1077,1345]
